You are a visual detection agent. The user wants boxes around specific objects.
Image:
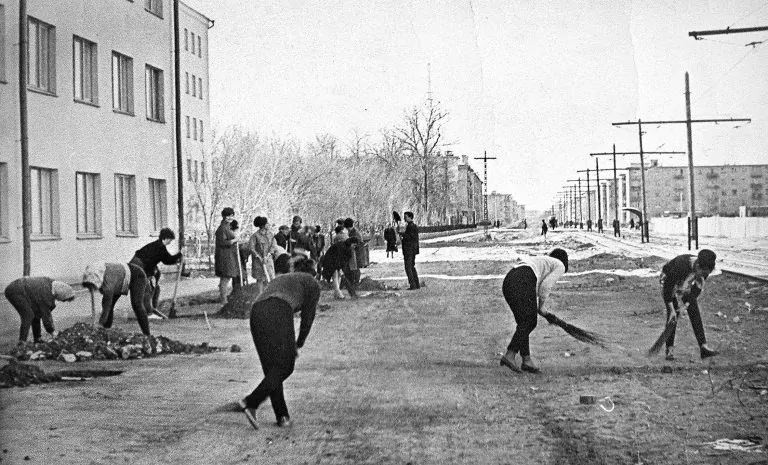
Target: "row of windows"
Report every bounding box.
[183,28,204,58]
[185,115,204,141]
[0,163,167,241]
[26,17,166,121]
[186,159,206,183]
[184,71,204,99]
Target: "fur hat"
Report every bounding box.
[52,281,75,301]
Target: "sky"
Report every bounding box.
[185,0,768,212]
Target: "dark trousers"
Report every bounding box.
[5,289,43,342]
[341,265,360,297]
[245,297,296,421]
[502,266,538,357]
[129,257,161,311]
[613,226,620,237]
[665,298,706,347]
[403,252,419,289]
[100,264,151,335]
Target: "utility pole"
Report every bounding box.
[591,149,685,242]
[574,169,594,229]
[595,159,601,229]
[19,0,31,276]
[173,0,185,250]
[474,151,497,223]
[613,73,750,248]
[689,26,768,39]
[567,178,585,227]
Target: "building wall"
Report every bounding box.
[0,0,209,286]
[627,164,768,218]
[456,159,484,224]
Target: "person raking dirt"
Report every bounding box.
[129,227,183,318]
[238,256,320,431]
[650,249,719,361]
[4,277,75,344]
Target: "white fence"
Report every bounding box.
[651,216,768,238]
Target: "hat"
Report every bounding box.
[697,249,716,271]
[52,281,75,301]
[548,248,569,272]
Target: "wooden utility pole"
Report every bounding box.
[173,0,186,250]
[612,73,750,248]
[567,178,585,226]
[574,169,596,228]
[689,26,768,39]
[474,151,497,222]
[19,0,31,276]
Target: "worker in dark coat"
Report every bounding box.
[320,236,360,298]
[215,207,240,305]
[239,258,320,430]
[384,223,398,258]
[82,262,152,335]
[399,211,420,290]
[4,277,75,343]
[658,249,718,361]
[130,227,182,314]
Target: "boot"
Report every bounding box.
[700,344,718,359]
[521,355,540,373]
[665,346,675,361]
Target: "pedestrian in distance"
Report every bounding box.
[499,248,569,373]
[597,218,604,233]
[239,257,320,431]
[541,219,548,240]
[629,218,635,230]
[383,222,398,258]
[612,218,621,237]
[4,277,75,343]
[130,227,183,315]
[399,211,420,290]
[82,261,153,336]
[587,219,593,231]
[658,249,719,361]
[215,207,241,305]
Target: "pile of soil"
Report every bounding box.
[0,360,60,387]
[6,323,219,362]
[571,253,667,272]
[357,277,399,291]
[158,289,220,311]
[216,284,261,319]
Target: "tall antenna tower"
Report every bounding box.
[427,62,433,105]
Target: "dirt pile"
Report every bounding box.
[216,284,261,319]
[357,277,399,291]
[6,323,219,362]
[0,360,60,387]
[158,289,220,311]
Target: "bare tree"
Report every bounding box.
[396,100,449,224]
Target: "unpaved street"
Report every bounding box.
[1,229,767,464]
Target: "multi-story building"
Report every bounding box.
[455,155,484,224]
[180,3,212,235]
[625,161,768,218]
[0,0,211,286]
[487,191,525,225]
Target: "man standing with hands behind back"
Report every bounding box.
[399,211,420,290]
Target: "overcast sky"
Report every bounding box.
[185,0,768,211]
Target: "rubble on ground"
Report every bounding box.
[6,323,219,362]
[0,360,60,387]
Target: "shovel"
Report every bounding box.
[90,289,98,327]
[167,257,184,319]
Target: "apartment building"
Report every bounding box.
[456,155,484,224]
[0,0,210,286]
[487,191,524,225]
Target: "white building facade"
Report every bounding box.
[0,0,210,286]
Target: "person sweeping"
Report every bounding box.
[238,256,320,430]
[652,249,718,361]
[4,277,75,343]
[500,248,570,373]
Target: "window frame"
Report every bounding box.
[0,162,8,241]
[197,35,202,58]
[27,16,56,95]
[0,5,7,84]
[198,76,202,100]
[144,0,163,18]
[30,166,60,239]
[75,171,102,238]
[148,178,168,232]
[144,63,165,123]
[72,35,99,106]
[114,173,138,236]
[111,51,134,115]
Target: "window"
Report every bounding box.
[185,71,189,94]
[0,162,7,239]
[73,36,98,104]
[186,159,192,181]
[30,167,59,237]
[184,28,188,51]
[76,172,101,236]
[145,0,163,18]
[115,174,137,235]
[197,35,201,58]
[27,17,56,94]
[148,178,167,232]
[191,32,195,54]
[199,120,204,142]
[193,117,197,140]
[200,161,206,183]
[145,64,164,122]
[185,115,190,138]
[194,160,199,182]
[0,5,7,83]
[112,52,134,114]
[191,73,196,97]
[198,77,202,99]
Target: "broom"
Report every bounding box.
[542,312,608,348]
[647,303,687,356]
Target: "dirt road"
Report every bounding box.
[1,229,767,464]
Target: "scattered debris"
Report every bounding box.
[230,344,242,353]
[0,360,60,387]
[579,395,597,404]
[704,438,763,452]
[5,323,219,362]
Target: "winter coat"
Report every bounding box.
[400,221,420,255]
[320,241,353,281]
[249,229,277,281]
[384,227,398,252]
[214,220,240,278]
[4,277,57,334]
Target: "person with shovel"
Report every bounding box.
[239,256,320,430]
[658,249,718,361]
[130,228,183,317]
[82,262,152,336]
[4,277,75,343]
[249,216,279,295]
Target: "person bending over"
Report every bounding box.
[4,277,74,343]
[130,227,182,314]
[82,262,152,336]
